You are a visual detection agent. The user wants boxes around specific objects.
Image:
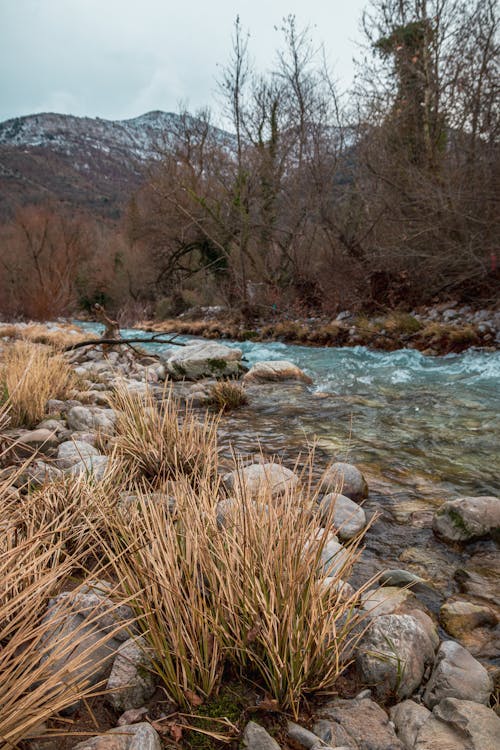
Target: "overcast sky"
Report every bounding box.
[1,0,367,124]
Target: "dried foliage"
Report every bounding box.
[207,381,248,412]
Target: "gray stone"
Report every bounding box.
[314,697,404,750]
[73,722,161,749]
[107,636,156,712]
[67,455,109,481]
[286,721,322,749]
[243,360,312,384]
[21,459,63,486]
[66,405,116,434]
[440,599,498,638]
[166,342,245,380]
[319,463,368,502]
[57,440,100,469]
[243,721,281,750]
[423,640,493,708]
[223,462,299,498]
[17,428,60,454]
[379,569,426,588]
[389,700,431,749]
[318,493,366,540]
[360,587,414,618]
[357,614,436,701]
[433,495,500,542]
[414,698,500,750]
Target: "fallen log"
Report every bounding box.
[64,334,185,352]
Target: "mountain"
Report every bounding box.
[0,111,196,219]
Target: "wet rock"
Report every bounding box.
[56,439,100,469]
[73,722,161,749]
[223,462,299,498]
[243,721,281,750]
[319,463,368,502]
[433,495,500,542]
[389,700,431,749]
[454,550,500,605]
[414,698,500,749]
[165,342,245,380]
[243,360,312,384]
[106,636,156,712]
[314,696,404,749]
[423,640,493,708]
[440,598,498,638]
[67,454,109,481]
[318,493,366,540]
[379,569,426,588]
[357,614,436,701]
[67,405,117,434]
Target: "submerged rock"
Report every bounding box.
[243,360,312,384]
[433,495,500,542]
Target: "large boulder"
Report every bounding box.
[357,614,437,701]
[423,640,493,708]
[414,698,500,750]
[165,342,245,380]
[319,462,368,502]
[433,495,500,542]
[223,462,299,498]
[314,696,404,750]
[243,360,312,384]
[318,493,366,540]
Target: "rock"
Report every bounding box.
[440,599,498,638]
[423,640,493,708]
[361,587,415,618]
[117,707,149,726]
[223,462,299,498]
[314,696,404,750]
[17,428,60,454]
[286,721,322,749]
[73,723,161,750]
[321,577,356,601]
[389,700,431,749]
[317,536,352,577]
[106,636,156,712]
[433,495,500,542]
[57,440,100,469]
[46,398,69,414]
[66,405,116,434]
[20,459,63,486]
[67,455,109,481]
[36,418,67,432]
[318,493,366,540]
[319,463,368,502]
[166,342,245,380]
[379,569,426,588]
[357,614,436,701]
[414,698,500,750]
[243,721,281,750]
[243,360,312,384]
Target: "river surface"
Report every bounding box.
[78,323,500,632]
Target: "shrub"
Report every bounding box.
[208,381,248,412]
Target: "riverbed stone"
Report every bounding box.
[57,439,100,469]
[243,721,280,750]
[106,636,156,712]
[223,462,299,498]
[423,640,493,708]
[318,493,366,540]
[73,723,161,750]
[314,696,404,750]
[243,360,312,384]
[414,698,500,750]
[66,405,116,434]
[67,454,109,481]
[440,598,498,638]
[165,342,245,380]
[360,587,415,618]
[389,700,431,749]
[433,495,500,542]
[357,614,436,701]
[319,463,368,502]
[379,569,426,588]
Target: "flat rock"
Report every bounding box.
[223,462,299,498]
[414,698,500,750]
[243,360,312,384]
[319,463,368,502]
[73,723,161,749]
[166,342,245,380]
[318,493,366,540]
[433,495,500,542]
[314,696,404,750]
[423,640,493,708]
[357,614,436,701]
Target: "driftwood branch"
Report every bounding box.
[64,336,186,352]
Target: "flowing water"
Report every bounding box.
[78,323,500,630]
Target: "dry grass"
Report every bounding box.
[0,340,79,427]
[207,381,248,412]
[0,322,91,351]
[93,446,372,716]
[111,385,219,487]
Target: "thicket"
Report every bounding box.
[0,0,497,320]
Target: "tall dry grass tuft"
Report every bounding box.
[0,340,78,427]
[111,385,219,487]
[94,447,372,716]
[0,322,91,351]
[208,381,248,412]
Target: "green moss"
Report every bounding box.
[207,358,228,373]
[185,683,247,750]
[446,507,469,534]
